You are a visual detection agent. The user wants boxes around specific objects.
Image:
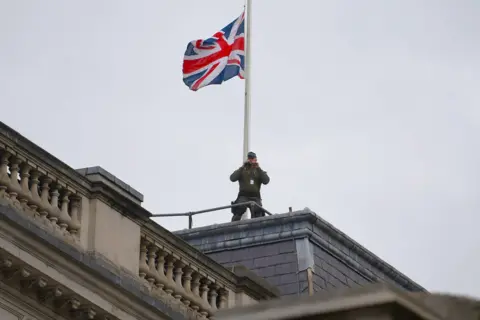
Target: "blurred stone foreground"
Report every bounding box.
[216,283,480,320]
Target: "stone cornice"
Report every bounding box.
[142,221,279,300]
[175,210,425,292]
[77,166,143,203]
[0,249,118,320]
[89,179,152,222]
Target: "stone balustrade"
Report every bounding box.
[139,236,229,318]
[136,224,279,319]
[0,144,83,244]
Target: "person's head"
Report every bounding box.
[247,151,257,164]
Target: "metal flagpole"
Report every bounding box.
[243,0,252,162]
[241,0,253,220]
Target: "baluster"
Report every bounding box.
[0,151,10,196]
[201,279,211,305]
[218,289,228,309]
[68,195,81,234]
[174,260,190,306]
[183,266,193,295]
[154,249,168,291]
[173,260,186,301]
[199,279,211,318]
[38,176,52,222]
[209,283,219,311]
[182,266,194,306]
[8,157,22,204]
[28,170,42,215]
[164,255,176,296]
[146,244,157,287]
[18,162,32,208]
[190,273,202,311]
[138,239,149,280]
[48,184,61,227]
[58,189,72,232]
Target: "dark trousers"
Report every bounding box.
[231,196,264,221]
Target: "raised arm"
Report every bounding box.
[230,167,243,182]
[259,169,270,185]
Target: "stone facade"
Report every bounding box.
[175,210,425,297]
[0,121,278,320]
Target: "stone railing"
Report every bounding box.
[139,222,280,319]
[139,236,227,318]
[0,142,85,245]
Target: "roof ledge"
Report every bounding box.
[76,166,144,204]
[230,265,280,299]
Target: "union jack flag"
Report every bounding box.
[182,12,245,91]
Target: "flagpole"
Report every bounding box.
[243,0,252,161]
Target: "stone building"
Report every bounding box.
[0,121,278,320]
[4,119,474,320]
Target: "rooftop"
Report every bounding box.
[175,209,425,292]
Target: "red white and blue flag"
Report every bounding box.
[182,12,245,91]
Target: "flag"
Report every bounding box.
[182,12,245,91]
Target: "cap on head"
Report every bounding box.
[247,151,257,159]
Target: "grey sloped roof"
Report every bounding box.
[175,208,425,292]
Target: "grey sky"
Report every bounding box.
[1,0,479,298]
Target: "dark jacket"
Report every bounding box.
[230,163,270,198]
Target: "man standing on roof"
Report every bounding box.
[230,151,270,221]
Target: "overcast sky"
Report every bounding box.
[1,0,479,298]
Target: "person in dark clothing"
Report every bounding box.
[230,151,270,221]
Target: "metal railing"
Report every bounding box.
[151,201,272,229]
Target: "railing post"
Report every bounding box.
[151,201,273,228]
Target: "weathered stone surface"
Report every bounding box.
[216,283,480,320]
